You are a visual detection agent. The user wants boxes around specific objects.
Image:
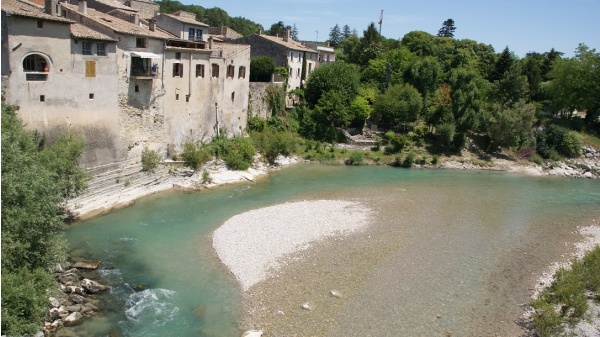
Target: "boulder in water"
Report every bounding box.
[81,278,108,293]
[73,260,102,269]
[63,312,83,326]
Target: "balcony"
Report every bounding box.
[188,36,204,42]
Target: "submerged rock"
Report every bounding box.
[63,312,83,326]
[72,260,102,269]
[81,278,108,293]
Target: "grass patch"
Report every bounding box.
[530,246,600,336]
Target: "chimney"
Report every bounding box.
[257,28,262,35]
[208,36,213,50]
[148,19,156,32]
[283,28,290,42]
[78,0,87,14]
[130,13,139,25]
[45,0,59,16]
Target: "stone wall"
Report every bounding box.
[249,82,274,119]
[127,0,158,19]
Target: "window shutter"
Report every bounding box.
[85,60,96,77]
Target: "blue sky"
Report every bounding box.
[182,0,600,58]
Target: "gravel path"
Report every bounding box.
[212,200,372,291]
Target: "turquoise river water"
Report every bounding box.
[62,165,600,336]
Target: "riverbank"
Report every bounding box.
[67,146,599,221]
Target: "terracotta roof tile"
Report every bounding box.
[62,3,174,39]
[71,23,118,41]
[162,13,209,27]
[1,0,73,23]
[94,0,137,12]
[258,34,318,53]
[212,42,250,59]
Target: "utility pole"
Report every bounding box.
[378,10,383,34]
[315,30,319,42]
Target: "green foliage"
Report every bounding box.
[247,114,267,132]
[1,267,55,336]
[201,170,212,184]
[437,18,456,38]
[530,247,600,336]
[141,148,161,172]
[251,127,297,164]
[536,125,582,158]
[531,299,564,337]
[211,136,256,170]
[385,135,410,154]
[264,84,286,116]
[373,83,423,126]
[1,103,88,334]
[484,100,537,149]
[345,151,364,165]
[436,122,456,147]
[329,24,342,47]
[304,62,360,108]
[181,141,212,170]
[250,56,276,82]
[531,154,544,165]
[403,150,417,167]
[431,154,440,165]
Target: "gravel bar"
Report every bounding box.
[212,200,372,291]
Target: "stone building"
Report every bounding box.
[208,26,242,41]
[1,0,122,168]
[304,42,336,65]
[2,0,251,172]
[232,29,318,92]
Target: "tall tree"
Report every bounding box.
[342,24,352,39]
[490,46,515,82]
[268,21,287,37]
[437,18,456,38]
[291,24,299,41]
[329,24,342,47]
[373,83,423,127]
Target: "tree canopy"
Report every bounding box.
[437,18,456,38]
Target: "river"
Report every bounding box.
[63,165,600,336]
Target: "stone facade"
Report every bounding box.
[126,0,158,19]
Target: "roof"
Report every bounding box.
[61,3,174,39]
[254,34,317,53]
[94,0,137,12]
[1,0,73,23]
[71,23,118,41]
[212,42,250,58]
[162,12,209,27]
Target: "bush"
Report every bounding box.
[251,127,297,165]
[385,135,410,154]
[345,151,364,166]
[1,267,55,336]
[201,170,212,184]
[531,299,564,337]
[431,154,440,165]
[537,125,582,158]
[403,150,416,167]
[531,153,544,165]
[141,148,161,172]
[181,142,212,170]
[211,136,256,170]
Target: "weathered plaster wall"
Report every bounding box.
[3,15,123,168]
[249,82,273,119]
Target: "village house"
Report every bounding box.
[232,29,318,92]
[304,42,336,65]
[2,0,251,172]
[1,0,122,168]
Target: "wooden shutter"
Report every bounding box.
[85,60,96,77]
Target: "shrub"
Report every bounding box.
[251,128,297,165]
[403,150,416,167]
[536,125,582,158]
[211,136,256,170]
[345,151,364,166]
[201,170,212,184]
[384,130,396,142]
[141,148,161,172]
[531,154,544,165]
[1,268,55,336]
[431,154,440,165]
[385,135,409,154]
[181,142,212,170]
[531,299,564,337]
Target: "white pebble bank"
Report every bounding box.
[212,200,372,291]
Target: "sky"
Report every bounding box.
[180,0,600,58]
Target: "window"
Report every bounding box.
[227,65,234,78]
[211,64,219,78]
[89,93,95,100]
[81,41,92,55]
[238,66,246,79]
[196,64,204,78]
[231,92,235,101]
[175,52,181,60]
[131,57,151,76]
[96,42,106,56]
[136,38,147,48]
[40,95,45,102]
[37,20,43,29]
[23,54,49,81]
[308,63,312,74]
[176,93,179,100]
[172,63,183,77]
[85,61,96,77]
[188,28,195,41]
[297,68,300,78]
[135,85,140,92]
[186,95,190,102]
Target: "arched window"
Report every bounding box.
[22,53,50,81]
